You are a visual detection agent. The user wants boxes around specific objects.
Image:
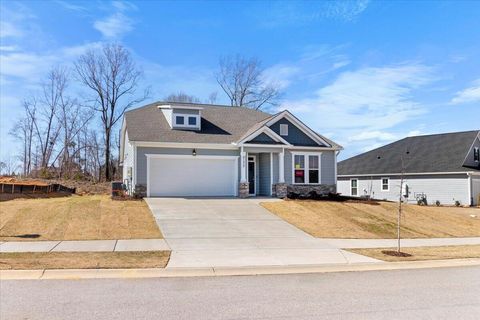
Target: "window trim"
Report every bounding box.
[280,124,289,136]
[291,152,322,185]
[381,177,390,192]
[474,147,480,162]
[350,178,358,196]
[173,113,200,129]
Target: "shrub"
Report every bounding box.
[417,197,428,206]
[455,200,461,207]
[435,200,441,206]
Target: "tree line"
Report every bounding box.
[5,44,281,182]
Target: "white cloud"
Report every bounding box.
[93,1,136,39]
[262,64,301,90]
[323,0,370,22]
[450,79,480,105]
[349,130,397,142]
[0,21,23,38]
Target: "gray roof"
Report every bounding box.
[338,130,480,175]
[124,101,272,144]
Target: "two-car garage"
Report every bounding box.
[146,155,238,197]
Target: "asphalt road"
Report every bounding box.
[1,266,479,320]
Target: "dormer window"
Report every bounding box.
[474,147,480,162]
[173,113,200,129]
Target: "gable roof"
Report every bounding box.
[338,130,480,175]
[124,101,272,144]
[124,101,341,149]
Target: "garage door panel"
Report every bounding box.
[148,157,237,197]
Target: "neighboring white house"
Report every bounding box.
[120,101,342,198]
[337,130,480,206]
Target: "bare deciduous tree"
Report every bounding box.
[75,43,148,180]
[207,92,217,104]
[9,100,36,176]
[164,92,200,103]
[216,55,280,110]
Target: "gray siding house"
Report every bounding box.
[337,131,480,206]
[120,102,342,198]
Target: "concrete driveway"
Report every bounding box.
[145,198,379,268]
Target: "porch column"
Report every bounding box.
[279,149,285,183]
[240,148,247,183]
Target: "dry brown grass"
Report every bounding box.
[0,251,170,270]
[0,195,162,241]
[349,245,480,262]
[261,200,480,238]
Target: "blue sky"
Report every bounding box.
[1,0,479,162]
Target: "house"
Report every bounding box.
[120,102,342,198]
[337,130,480,206]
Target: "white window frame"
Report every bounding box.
[173,113,200,129]
[381,177,390,191]
[350,178,358,196]
[291,152,322,184]
[280,124,288,136]
[474,147,480,162]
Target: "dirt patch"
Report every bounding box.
[261,200,480,239]
[0,251,171,270]
[349,245,480,262]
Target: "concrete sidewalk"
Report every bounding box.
[322,237,480,249]
[0,239,170,253]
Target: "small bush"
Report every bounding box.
[455,200,461,207]
[417,197,428,206]
[435,200,441,206]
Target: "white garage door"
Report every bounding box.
[147,156,238,197]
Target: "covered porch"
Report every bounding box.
[239,145,286,198]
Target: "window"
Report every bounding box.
[175,115,185,125]
[308,155,319,183]
[280,124,288,136]
[294,155,305,183]
[351,179,358,196]
[474,147,480,162]
[293,153,321,184]
[381,177,389,191]
[173,113,200,129]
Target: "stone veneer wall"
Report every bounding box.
[134,184,147,198]
[287,184,336,198]
[238,182,249,198]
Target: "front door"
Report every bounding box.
[248,156,256,195]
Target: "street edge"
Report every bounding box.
[1,258,480,280]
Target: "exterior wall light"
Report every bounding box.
[192,148,197,156]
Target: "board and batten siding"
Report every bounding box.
[258,153,271,196]
[135,147,240,186]
[337,174,470,205]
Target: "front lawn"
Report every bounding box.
[261,200,480,239]
[348,245,480,262]
[0,195,162,241]
[0,251,170,270]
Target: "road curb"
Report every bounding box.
[2,258,480,280]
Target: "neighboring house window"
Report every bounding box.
[293,153,321,184]
[351,179,358,196]
[474,147,480,162]
[280,124,288,136]
[381,177,389,191]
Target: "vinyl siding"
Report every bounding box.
[285,149,336,185]
[248,133,277,144]
[471,176,480,205]
[122,132,134,192]
[258,153,271,196]
[338,174,470,205]
[269,118,320,147]
[136,147,239,185]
